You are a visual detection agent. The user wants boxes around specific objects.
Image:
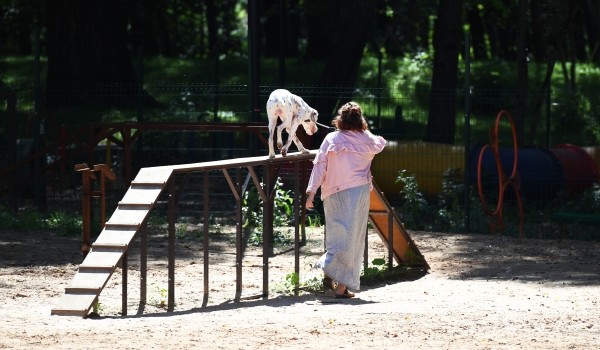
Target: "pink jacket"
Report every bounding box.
[306,130,386,200]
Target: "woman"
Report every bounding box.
[305,101,386,298]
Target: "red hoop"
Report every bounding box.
[476,110,524,238]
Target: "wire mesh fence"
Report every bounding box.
[1,81,599,240]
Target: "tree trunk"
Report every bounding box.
[261,0,300,58]
[45,0,138,113]
[313,0,376,116]
[514,0,529,145]
[466,3,487,60]
[424,0,464,144]
[582,0,600,63]
[530,0,546,61]
[303,0,343,60]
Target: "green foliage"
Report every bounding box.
[15,207,44,229]
[0,206,18,229]
[273,179,295,224]
[395,168,470,232]
[436,168,465,232]
[149,283,168,309]
[551,86,600,145]
[92,301,104,316]
[271,271,324,295]
[175,223,189,239]
[46,210,83,236]
[242,177,294,246]
[0,206,82,235]
[306,213,322,228]
[361,257,387,281]
[147,212,167,229]
[360,257,425,286]
[395,170,431,230]
[556,185,600,214]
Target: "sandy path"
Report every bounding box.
[1,228,599,349]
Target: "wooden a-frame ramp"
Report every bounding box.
[51,151,428,317]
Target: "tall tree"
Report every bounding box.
[303,0,342,60]
[424,0,464,144]
[45,0,138,115]
[582,0,600,63]
[514,0,529,145]
[313,0,376,117]
[528,0,571,144]
[263,0,300,58]
[375,0,435,57]
[0,1,36,55]
[205,0,240,58]
[466,2,488,60]
[530,0,546,61]
[131,0,174,56]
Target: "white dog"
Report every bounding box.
[266,89,319,158]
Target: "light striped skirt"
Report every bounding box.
[315,183,370,291]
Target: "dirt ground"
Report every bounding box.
[1,224,599,350]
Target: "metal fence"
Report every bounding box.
[1,81,599,240]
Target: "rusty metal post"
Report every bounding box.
[235,168,243,298]
[140,223,147,306]
[75,164,93,257]
[301,160,307,244]
[364,226,369,271]
[294,161,300,295]
[93,164,116,227]
[262,164,272,297]
[167,178,175,312]
[121,251,128,316]
[388,211,394,270]
[123,127,133,186]
[203,171,210,303]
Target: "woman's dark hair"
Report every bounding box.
[331,101,368,131]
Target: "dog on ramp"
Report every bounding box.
[266,89,319,158]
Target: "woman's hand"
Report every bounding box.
[305,192,315,209]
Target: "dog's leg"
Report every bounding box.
[291,134,309,154]
[267,113,277,158]
[281,123,300,157]
[276,123,285,153]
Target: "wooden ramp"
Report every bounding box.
[52,151,428,317]
[368,181,429,269]
[51,152,316,317]
[51,166,173,317]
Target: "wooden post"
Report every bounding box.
[75,163,116,257]
[75,164,93,257]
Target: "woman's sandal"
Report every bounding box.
[323,275,337,291]
[334,288,355,299]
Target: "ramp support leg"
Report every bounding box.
[140,224,147,306]
[168,179,175,312]
[203,172,210,302]
[122,251,128,316]
[294,161,300,295]
[235,168,243,298]
[388,212,394,270]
